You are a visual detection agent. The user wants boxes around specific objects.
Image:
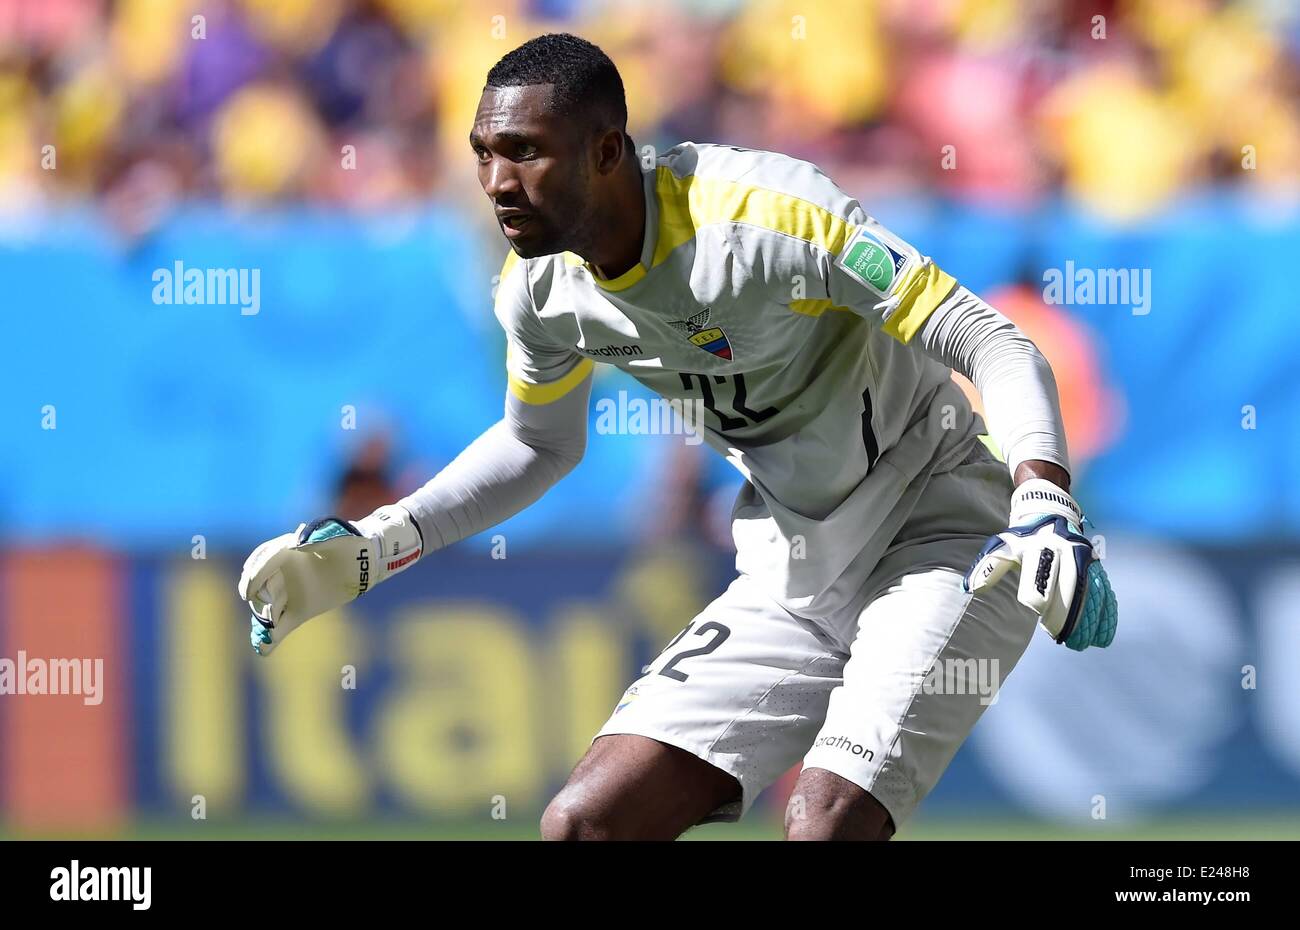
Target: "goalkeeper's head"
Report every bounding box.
[473,33,640,263]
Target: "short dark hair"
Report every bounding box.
[486,33,628,139]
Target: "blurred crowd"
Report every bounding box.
[0,0,1297,231]
[1,0,1298,229]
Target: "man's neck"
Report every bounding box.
[583,160,646,281]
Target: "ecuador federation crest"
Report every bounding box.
[667,308,732,360]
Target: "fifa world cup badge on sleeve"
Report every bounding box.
[836,226,912,298]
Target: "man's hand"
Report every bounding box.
[237,504,423,656]
[964,478,1117,651]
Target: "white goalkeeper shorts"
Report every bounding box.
[594,453,1039,829]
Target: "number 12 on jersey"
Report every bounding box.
[679,372,778,432]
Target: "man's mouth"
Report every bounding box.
[498,213,534,237]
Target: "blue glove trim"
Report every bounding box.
[1056,531,1094,645]
[1064,562,1118,651]
[250,616,273,654]
[1009,513,1091,546]
[297,516,362,545]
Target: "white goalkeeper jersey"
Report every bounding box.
[494,142,989,618]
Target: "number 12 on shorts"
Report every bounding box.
[649,621,732,682]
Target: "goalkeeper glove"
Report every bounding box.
[963,479,1117,651]
[237,503,423,656]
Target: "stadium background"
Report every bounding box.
[2,0,1299,839]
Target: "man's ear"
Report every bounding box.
[594,127,626,176]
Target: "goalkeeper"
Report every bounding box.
[239,33,1116,841]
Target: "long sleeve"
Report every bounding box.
[918,286,1069,476]
[397,370,591,550]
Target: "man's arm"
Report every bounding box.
[238,371,591,655]
[398,373,591,551]
[1015,459,1071,492]
[916,286,1116,651]
[239,244,597,654]
[916,284,1069,486]
[801,184,1114,648]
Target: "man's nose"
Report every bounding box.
[482,158,520,200]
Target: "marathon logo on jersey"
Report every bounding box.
[837,226,910,297]
[580,343,644,358]
[667,307,732,360]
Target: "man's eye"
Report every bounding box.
[473,147,491,162]
[517,144,538,159]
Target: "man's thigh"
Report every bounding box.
[561,574,845,832]
[542,734,742,840]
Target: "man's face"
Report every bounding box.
[470,84,594,259]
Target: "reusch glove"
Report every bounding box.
[963,479,1117,651]
[237,503,423,656]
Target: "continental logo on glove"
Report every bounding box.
[356,548,370,594]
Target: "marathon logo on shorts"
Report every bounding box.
[811,734,875,761]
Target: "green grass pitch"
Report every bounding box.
[5,812,1298,841]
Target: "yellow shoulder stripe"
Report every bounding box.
[651,168,856,272]
[590,166,957,345]
[507,357,594,405]
[882,262,957,344]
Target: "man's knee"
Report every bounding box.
[541,788,619,841]
[540,734,741,840]
[785,769,895,841]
